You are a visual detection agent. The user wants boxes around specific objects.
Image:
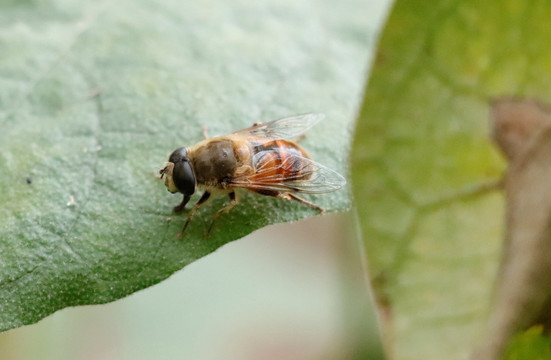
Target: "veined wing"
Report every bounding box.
[233,113,324,140]
[230,150,346,194]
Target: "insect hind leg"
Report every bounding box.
[292,134,306,143]
[281,192,325,213]
[253,189,325,214]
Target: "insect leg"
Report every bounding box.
[206,191,239,237]
[279,192,325,214]
[178,191,211,239]
[173,194,191,213]
[201,125,209,139]
[292,134,306,143]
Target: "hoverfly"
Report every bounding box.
[159,113,345,237]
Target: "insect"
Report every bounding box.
[159,113,346,237]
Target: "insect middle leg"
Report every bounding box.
[178,191,211,239]
[207,191,238,237]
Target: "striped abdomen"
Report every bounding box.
[251,139,312,183]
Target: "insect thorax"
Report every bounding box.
[191,138,238,187]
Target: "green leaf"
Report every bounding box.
[0,0,380,331]
[505,326,551,360]
[352,0,551,359]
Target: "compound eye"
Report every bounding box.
[172,160,196,196]
[169,147,187,163]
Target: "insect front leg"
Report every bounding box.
[178,191,211,239]
[173,194,191,213]
[206,191,238,237]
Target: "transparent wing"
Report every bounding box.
[233,113,324,140]
[231,151,346,194]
